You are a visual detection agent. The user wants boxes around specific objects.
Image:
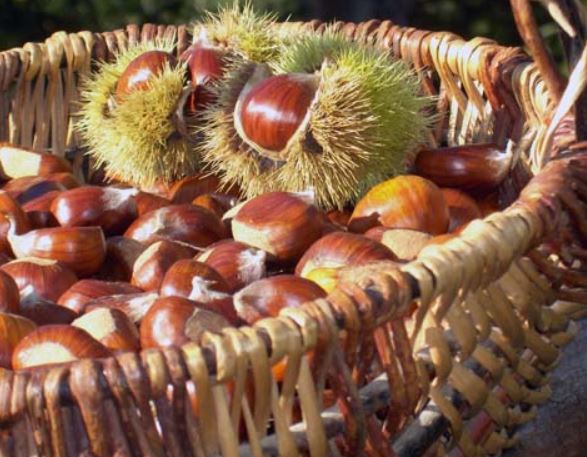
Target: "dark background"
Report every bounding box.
[0,0,582,67]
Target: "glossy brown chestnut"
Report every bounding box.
[0,143,72,178]
[192,193,236,219]
[234,275,326,325]
[159,259,237,324]
[140,296,231,349]
[0,270,19,313]
[1,257,78,302]
[196,240,267,293]
[22,190,61,228]
[124,204,226,247]
[99,236,146,281]
[0,311,36,369]
[115,50,176,98]
[348,175,449,235]
[7,223,107,277]
[3,176,66,205]
[18,295,78,326]
[236,74,318,154]
[72,307,140,352]
[50,186,138,235]
[12,325,111,370]
[180,43,225,113]
[134,191,171,216]
[167,174,222,203]
[44,172,81,189]
[58,279,143,314]
[441,188,482,232]
[413,144,512,191]
[232,192,323,264]
[0,190,30,254]
[83,291,159,324]
[131,240,196,291]
[295,231,397,277]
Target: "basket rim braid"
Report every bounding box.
[0,20,586,457]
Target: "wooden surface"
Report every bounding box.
[505,317,587,457]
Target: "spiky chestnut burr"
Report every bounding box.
[201,31,431,210]
[78,39,226,189]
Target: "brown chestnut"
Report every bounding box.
[99,236,146,282]
[159,259,237,324]
[231,192,324,264]
[124,204,226,248]
[180,43,225,113]
[0,143,72,178]
[295,231,397,277]
[22,190,61,228]
[131,240,197,291]
[18,295,78,326]
[167,174,222,204]
[0,270,19,313]
[234,275,326,325]
[72,308,140,352]
[196,240,267,293]
[140,296,231,349]
[58,279,143,314]
[134,191,171,216]
[83,291,159,324]
[413,144,512,191]
[115,50,177,98]
[1,257,77,302]
[7,223,107,277]
[51,186,138,235]
[12,325,110,370]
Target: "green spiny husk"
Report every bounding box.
[201,31,433,209]
[194,1,290,63]
[77,40,201,187]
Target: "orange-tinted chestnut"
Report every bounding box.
[1,257,77,303]
[413,144,512,191]
[140,296,231,349]
[348,175,449,235]
[295,231,397,277]
[12,325,110,370]
[72,308,140,352]
[115,50,176,98]
[196,240,267,293]
[51,186,138,235]
[234,275,326,325]
[231,192,323,264]
[131,240,196,291]
[58,279,143,314]
[0,311,36,369]
[124,204,226,248]
[441,188,482,232]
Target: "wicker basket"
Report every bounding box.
[0,20,586,457]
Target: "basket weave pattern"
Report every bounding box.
[0,20,585,457]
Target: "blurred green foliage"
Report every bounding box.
[0,0,585,67]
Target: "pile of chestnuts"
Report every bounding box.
[0,135,517,372]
